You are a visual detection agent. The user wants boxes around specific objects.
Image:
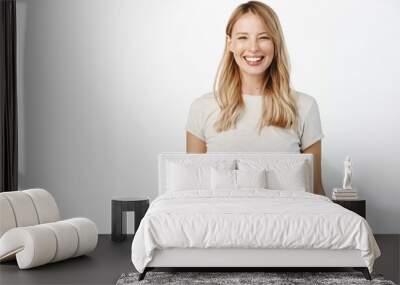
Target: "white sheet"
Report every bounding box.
[131,190,380,273]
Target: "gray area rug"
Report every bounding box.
[116,271,396,285]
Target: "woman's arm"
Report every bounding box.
[302,140,325,196]
[186,132,207,153]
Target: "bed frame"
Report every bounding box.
[138,153,372,281]
[141,248,371,280]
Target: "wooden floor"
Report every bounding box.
[0,234,398,285]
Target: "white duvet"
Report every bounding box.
[131,189,380,273]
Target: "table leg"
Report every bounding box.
[112,201,127,241]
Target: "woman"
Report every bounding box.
[186,1,325,195]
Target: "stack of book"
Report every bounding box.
[332,188,358,200]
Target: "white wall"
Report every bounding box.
[16,0,400,234]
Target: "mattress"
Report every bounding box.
[131,189,381,273]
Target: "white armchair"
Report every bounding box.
[0,188,98,269]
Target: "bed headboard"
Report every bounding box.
[158,152,314,195]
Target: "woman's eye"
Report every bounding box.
[260,37,270,40]
[237,37,247,40]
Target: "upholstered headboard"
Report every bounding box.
[158,153,314,195]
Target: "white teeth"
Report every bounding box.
[244,56,263,62]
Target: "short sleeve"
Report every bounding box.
[185,99,206,141]
[300,98,324,151]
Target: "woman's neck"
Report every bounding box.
[241,72,264,96]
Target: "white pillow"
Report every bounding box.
[267,162,307,191]
[211,169,267,190]
[237,159,308,192]
[237,169,267,189]
[167,160,235,191]
[211,168,236,190]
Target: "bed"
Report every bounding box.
[131,153,381,281]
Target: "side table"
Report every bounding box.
[332,199,366,219]
[111,197,150,242]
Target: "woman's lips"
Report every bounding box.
[243,56,264,66]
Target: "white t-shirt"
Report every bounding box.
[185,92,324,153]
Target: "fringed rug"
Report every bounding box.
[116,271,396,285]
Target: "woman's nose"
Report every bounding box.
[247,39,259,52]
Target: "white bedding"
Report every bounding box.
[131,190,380,273]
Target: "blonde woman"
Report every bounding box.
[186,1,325,195]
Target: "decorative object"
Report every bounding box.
[332,188,359,200]
[343,156,353,190]
[111,197,149,242]
[0,189,98,269]
[332,156,358,200]
[116,271,394,285]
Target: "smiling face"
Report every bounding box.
[228,12,275,78]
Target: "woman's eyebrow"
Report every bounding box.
[235,32,269,35]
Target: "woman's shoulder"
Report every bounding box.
[293,90,319,117]
[189,92,219,112]
[192,92,216,103]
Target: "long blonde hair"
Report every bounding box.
[213,1,297,133]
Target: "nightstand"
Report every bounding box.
[332,199,366,219]
[111,197,150,241]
